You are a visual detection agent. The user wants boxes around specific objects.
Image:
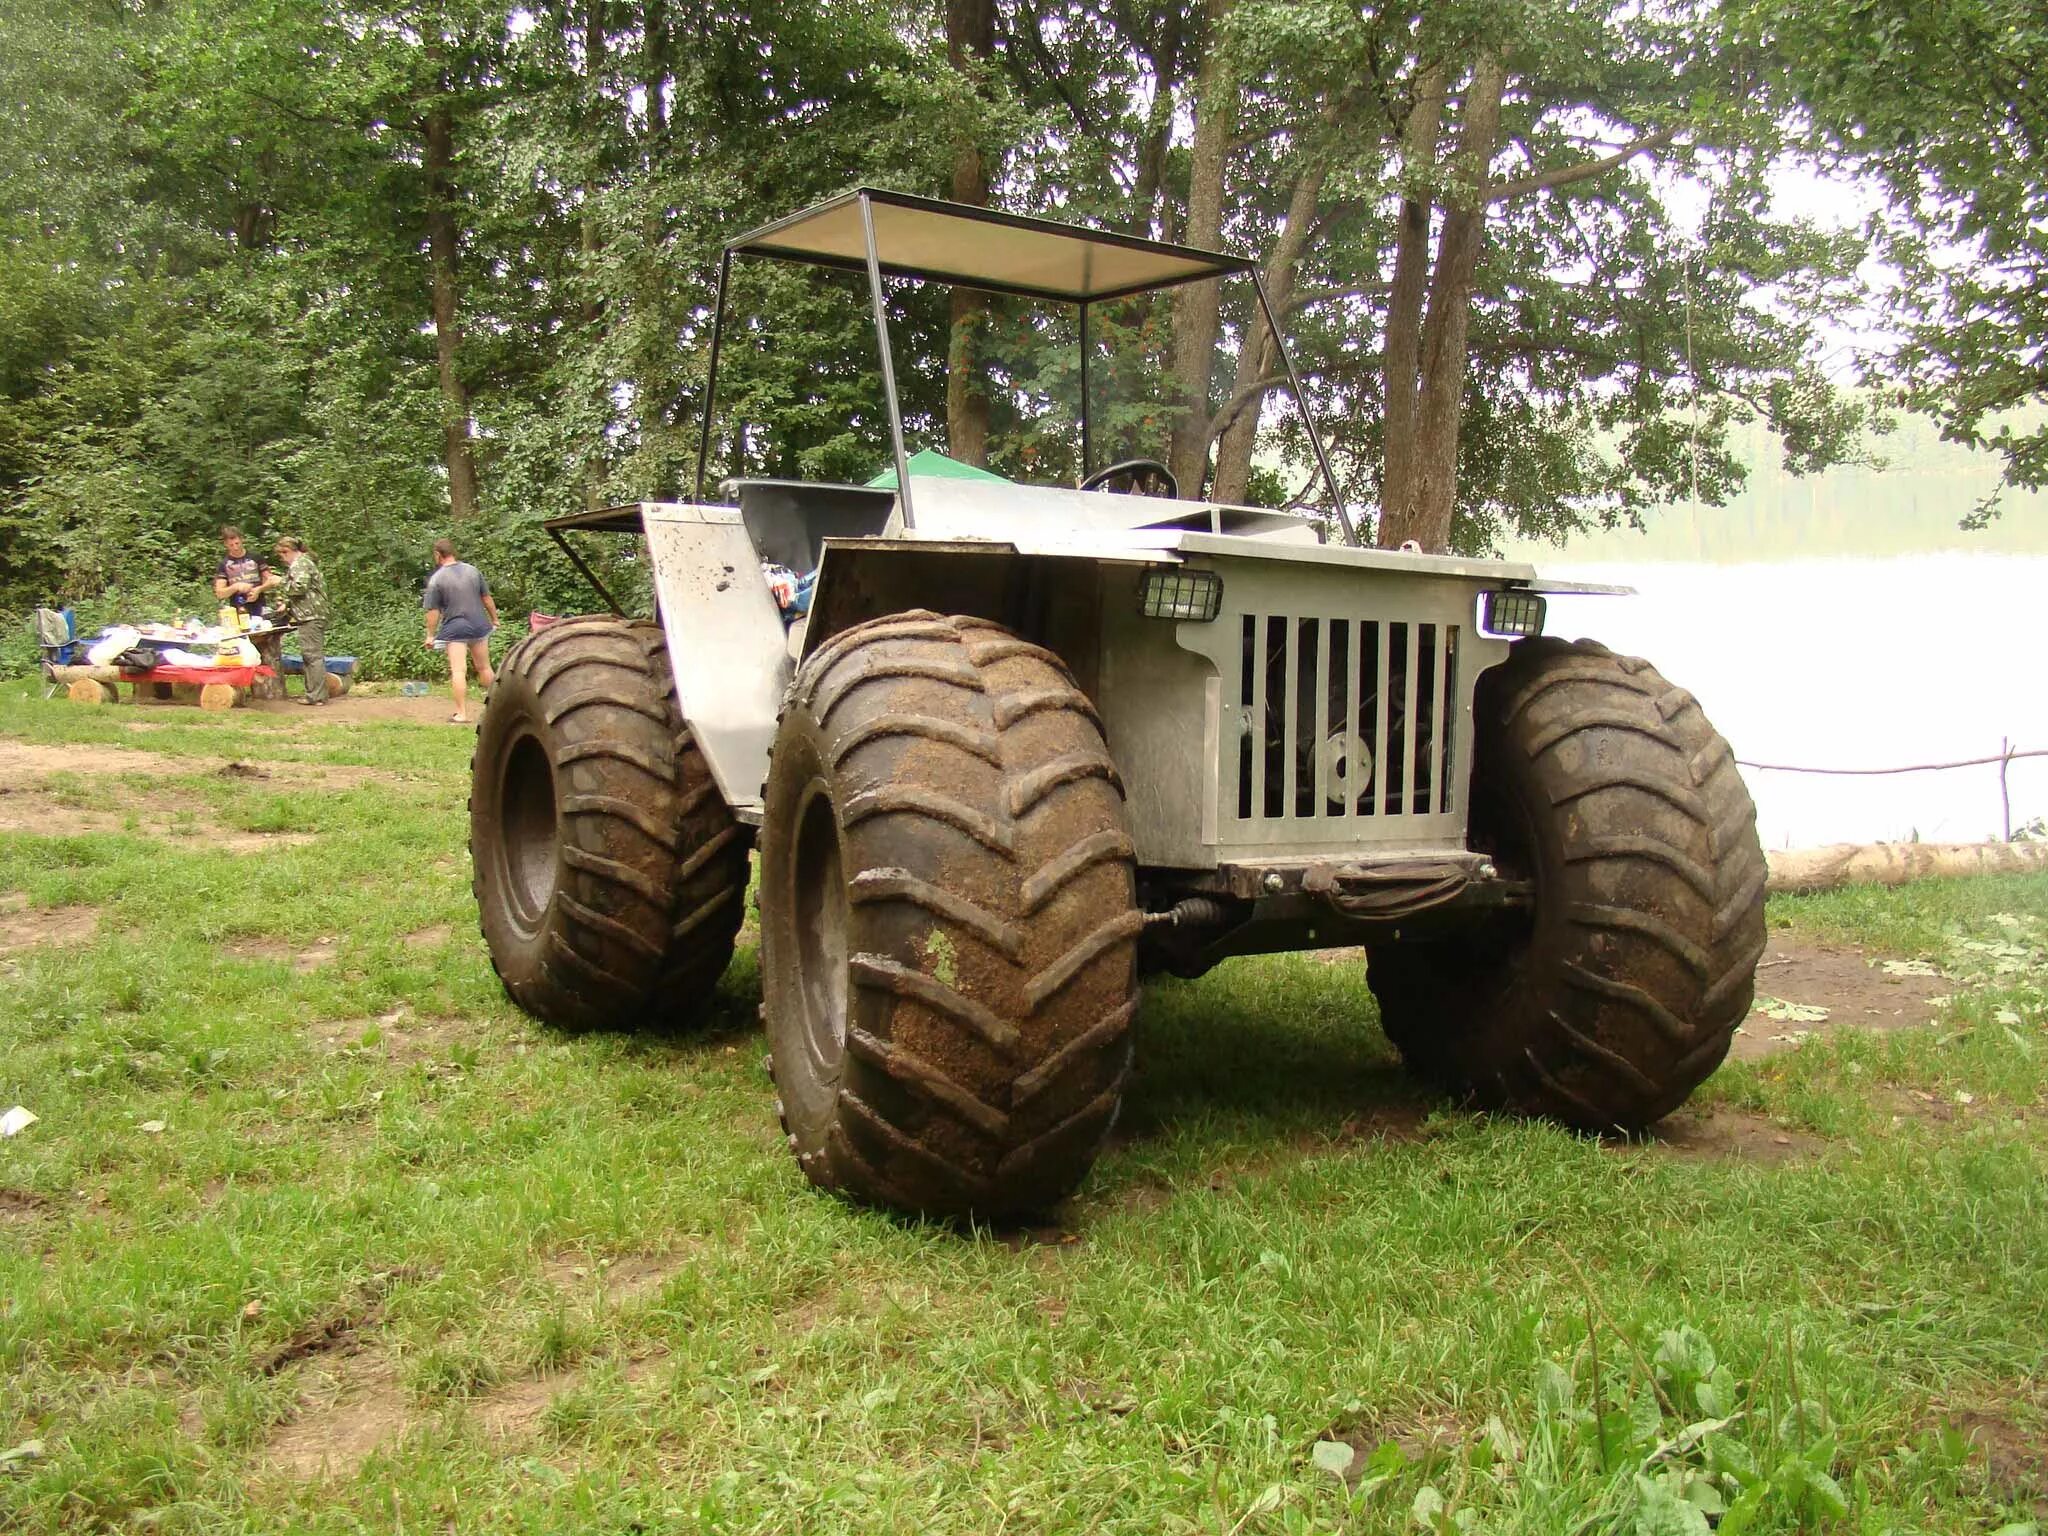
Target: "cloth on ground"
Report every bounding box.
[118,664,273,687]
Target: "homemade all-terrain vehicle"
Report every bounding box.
[470,189,1767,1218]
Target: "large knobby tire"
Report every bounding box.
[759,610,1141,1219]
[470,616,750,1031]
[1367,637,1767,1131]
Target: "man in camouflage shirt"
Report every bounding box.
[264,535,331,704]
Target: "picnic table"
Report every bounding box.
[48,618,351,707]
[245,623,295,700]
[50,661,275,710]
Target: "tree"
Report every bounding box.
[1737,0,2048,518]
[945,0,998,465]
[989,0,1873,553]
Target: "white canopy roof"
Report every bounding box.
[726,188,1253,303]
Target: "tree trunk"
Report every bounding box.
[1129,16,1183,240]
[1378,64,1446,549]
[642,0,667,140]
[636,0,677,477]
[580,0,606,330]
[1166,0,1234,497]
[1378,53,1506,551]
[1210,162,1325,505]
[1766,841,2048,893]
[1405,53,1506,552]
[424,97,481,522]
[945,0,994,466]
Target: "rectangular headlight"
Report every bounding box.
[1482,589,1546,638]
[1139,567,1223,622]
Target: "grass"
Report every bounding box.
[1,681,2044,1533]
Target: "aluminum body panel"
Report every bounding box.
[1149,556,1511,863]
[642,503,787,815]
[1093,567,1220,867]
[882,476,1319,552]
[1169,529,1537,582]
[640,482,1591,856]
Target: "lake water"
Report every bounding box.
[1533,553,2048,850]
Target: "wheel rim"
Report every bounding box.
[499,730,559,933]
[789,780,849,1082]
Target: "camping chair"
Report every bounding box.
[33,608,78,698]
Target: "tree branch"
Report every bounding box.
[1485,127,1681,205]
[1288,281,1391,312]
[1203,373,1290,444]
[1000,4,1101,135]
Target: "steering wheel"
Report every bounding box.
[1080,458,1180,498]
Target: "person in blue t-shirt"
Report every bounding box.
[422,537,500,723]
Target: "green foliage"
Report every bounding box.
[0,0,2036,640]
[1736,0,2048,518]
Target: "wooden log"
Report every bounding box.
[66,677,116,704]
[1766,841,2048,893]
[197,682,240,712]
[51,663,127,685]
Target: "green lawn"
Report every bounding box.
[1,683,2044,1534]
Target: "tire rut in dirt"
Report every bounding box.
[760,609,1139,1218]
[470,615,750,1031]
[1367,636,1766,1130]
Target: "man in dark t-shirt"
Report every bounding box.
[423,537,499,723]
[213,525,269,617]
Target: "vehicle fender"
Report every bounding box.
[643,504,790,817]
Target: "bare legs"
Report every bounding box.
[448,643,470,721]
[448,639,495,723]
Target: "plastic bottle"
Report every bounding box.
[218,605,236,633]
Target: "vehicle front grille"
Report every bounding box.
[1232,615,1458,826]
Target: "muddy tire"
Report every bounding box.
[1367,637,1766,1130]
[470,615,750,1030]
[760,610,1140,1219]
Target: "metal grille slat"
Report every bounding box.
[1431,622,1450,814]
[1399,623,1418,816]
[1442,627,1459,814]
[1248,615,1267,819]
[1344,618,1362,818]
[1281,616,1300,815]
[1371,621,1390,817]
[1313,618,1331,816]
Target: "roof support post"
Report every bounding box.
[859,192,916,529]
[1077,299,1091,482]
[692,247,733,503]
[1252,273,1356,546]
[547,526,627,616]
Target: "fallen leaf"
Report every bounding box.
[139,1120,166,1134]
[1313,1439,1357,1480]
[1757,997,1829,1023]
[1879,959,1941,977]
[0,1438,45,1471]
